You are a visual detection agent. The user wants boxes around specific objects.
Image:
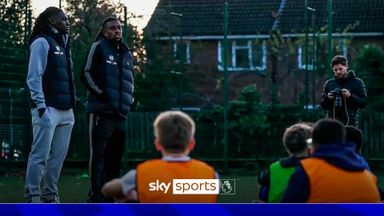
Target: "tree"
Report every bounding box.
[0,0,31,89]
[227,84,270,157]
[0,0,31,48]
[354,44,384,111]
[0,0,33,160]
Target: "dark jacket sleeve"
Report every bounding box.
[259,186,269,202]
[281,164,309,203]
[258,168,270,202]
[320,80,334,109]
[80,42,103,96]
[258,168,270,187]
[349,78,367,109]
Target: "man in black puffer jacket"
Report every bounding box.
[81,17,134,203]
[320,55,367,127]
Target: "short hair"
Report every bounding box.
[345,126,363,153]
[283,123,312,154]
[330,55,348,67]
[312,119,346,146]
[153,111,195,153]
[95,16,120,42]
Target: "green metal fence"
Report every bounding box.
[1,111,384,164]
[63,111,384,163]
[64,111,286,163]
[361,112,384,159]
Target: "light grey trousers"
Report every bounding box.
[25,106,74,201]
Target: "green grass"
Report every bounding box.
[218,175,259,203]
[0,169,382,203]
[0,173,90,203]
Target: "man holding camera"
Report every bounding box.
[320,55,367,127]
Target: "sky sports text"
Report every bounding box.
[148,179,236,195]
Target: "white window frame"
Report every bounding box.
[218,40,266,72]
[297,46,314,71]
[334,39,348,57]
[298,38,348,70]
[173,41,191,64]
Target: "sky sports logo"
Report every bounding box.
[148,179,236,195]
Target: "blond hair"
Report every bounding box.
[153,111,195,153]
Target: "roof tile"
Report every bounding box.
[146,0,384,36]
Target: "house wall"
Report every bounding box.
[184,40,272,105]
[184,40,325,106]
[163,37,383,107]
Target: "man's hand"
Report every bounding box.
[342,88,351,98]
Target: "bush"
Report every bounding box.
[354,44,384,111]
[196,84,325,159]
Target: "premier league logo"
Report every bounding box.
[220,179,236,195]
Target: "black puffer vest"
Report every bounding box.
[86,38,134,117]
[39,32,75,109]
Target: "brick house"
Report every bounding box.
[144,0,384,107]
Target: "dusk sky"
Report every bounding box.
[30,0,159,29]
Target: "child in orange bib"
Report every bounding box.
[102,111,218,203]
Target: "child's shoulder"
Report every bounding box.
[190,158,215,169]
[138,158,163,165]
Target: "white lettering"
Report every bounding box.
[173,179,219,194]
[148,181,156,191]
[148,180,171,194]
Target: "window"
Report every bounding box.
[298,45,314,70]
[298,38,348,70]
[298,40,316,70]
[333,39,348,57]
[173,41,190,64]
[218,40,266,72]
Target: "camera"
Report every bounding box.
[330,88,342,107]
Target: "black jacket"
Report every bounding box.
[81,38,134,118]
[320,71,367,127]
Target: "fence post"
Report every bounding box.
[222,0,229,173]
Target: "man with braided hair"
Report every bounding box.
[81,17,134,203]
[25,7,76,203]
